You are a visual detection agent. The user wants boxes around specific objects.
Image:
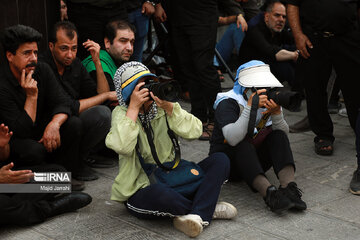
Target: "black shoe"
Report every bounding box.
[279,182,307,210]
[73,165,99,181]
[71,179,85,191]
[349,169,360,195]
[86,154,117,168]
[48,192,92,217]
[263,185,294,214]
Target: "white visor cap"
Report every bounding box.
[237,64,283,88]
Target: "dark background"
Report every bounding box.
[0,0,59,64]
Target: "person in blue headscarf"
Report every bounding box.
[209,60,306,214]
[106,61,237,238]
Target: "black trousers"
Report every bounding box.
[0,164,65,226]
[297,30,360,142]
[171,23,221,122]
[67,1,128,60]
[79,105,111,160]
[9,116,83,173]
[269,61,301,92]
[217,130,295,190]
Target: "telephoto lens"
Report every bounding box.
[267,88,302,111]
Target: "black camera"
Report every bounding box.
[140,79,180,102]
[265,88,302,111]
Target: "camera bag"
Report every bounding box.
[137,113,204,198]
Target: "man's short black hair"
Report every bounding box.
[0,24,42,55]
[49,21,78,43]
[104,20,135,44]
[261,0,285,12]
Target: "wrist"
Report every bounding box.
[126,105,140,122]
[26,94,38,100]
[94,58,101,66]
[164,102,173,115]
[50,121,61,129]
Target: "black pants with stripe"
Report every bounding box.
[125,152,230,223]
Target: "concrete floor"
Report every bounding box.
[1,76,359,240]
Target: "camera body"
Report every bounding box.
[140,79,180,102]
[263,88,301,111]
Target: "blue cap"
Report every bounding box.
[115,61,158,103]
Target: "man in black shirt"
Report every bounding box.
[42,21,118,173]
[285,0,360,194]
[0,123,92,226]
[239,0,300,90]
[0,25,87,185]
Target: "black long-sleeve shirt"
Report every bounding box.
[284,0,360,35]
[238,20,294,64]
[163,0,218,26]
[0,62,72,139]
[40,51,97,115]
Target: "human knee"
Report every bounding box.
[13,141,47,165]
[269,130,289,142]
[81,106,111,129]
[64,116,82,137]
[208,152,231,175]
[149,184,181,206]
[234,140,256,153]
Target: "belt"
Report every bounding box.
[314,31,335,38]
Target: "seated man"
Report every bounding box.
[0,25,88,184]
[0,123,91,226]
[238,0,300,93]
[41,21,117,171]
[82,20,135,91]
[209,60,306,213]
[105,62,237,238]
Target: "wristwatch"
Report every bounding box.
[145,0,156,6]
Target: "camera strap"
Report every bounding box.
[140,107,181,171]
[246,87,272,139]
[247,88,259,139]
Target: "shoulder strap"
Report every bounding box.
[247,90,259,138]
[140,112,181,171]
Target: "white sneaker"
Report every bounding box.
[212,201,238,220]
[173,214,207,238]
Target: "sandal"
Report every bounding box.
[199,123,212,141]
[314,139,333,156]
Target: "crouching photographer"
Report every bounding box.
[105,62,237,238]
[209,60,306,214]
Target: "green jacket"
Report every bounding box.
[82,50,117,79]
[105,103,202,202]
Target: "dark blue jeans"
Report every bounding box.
[128,8,149,62]
[125,152,230,223]
[214,23,246,67]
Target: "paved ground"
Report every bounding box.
[1,76,359,240]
